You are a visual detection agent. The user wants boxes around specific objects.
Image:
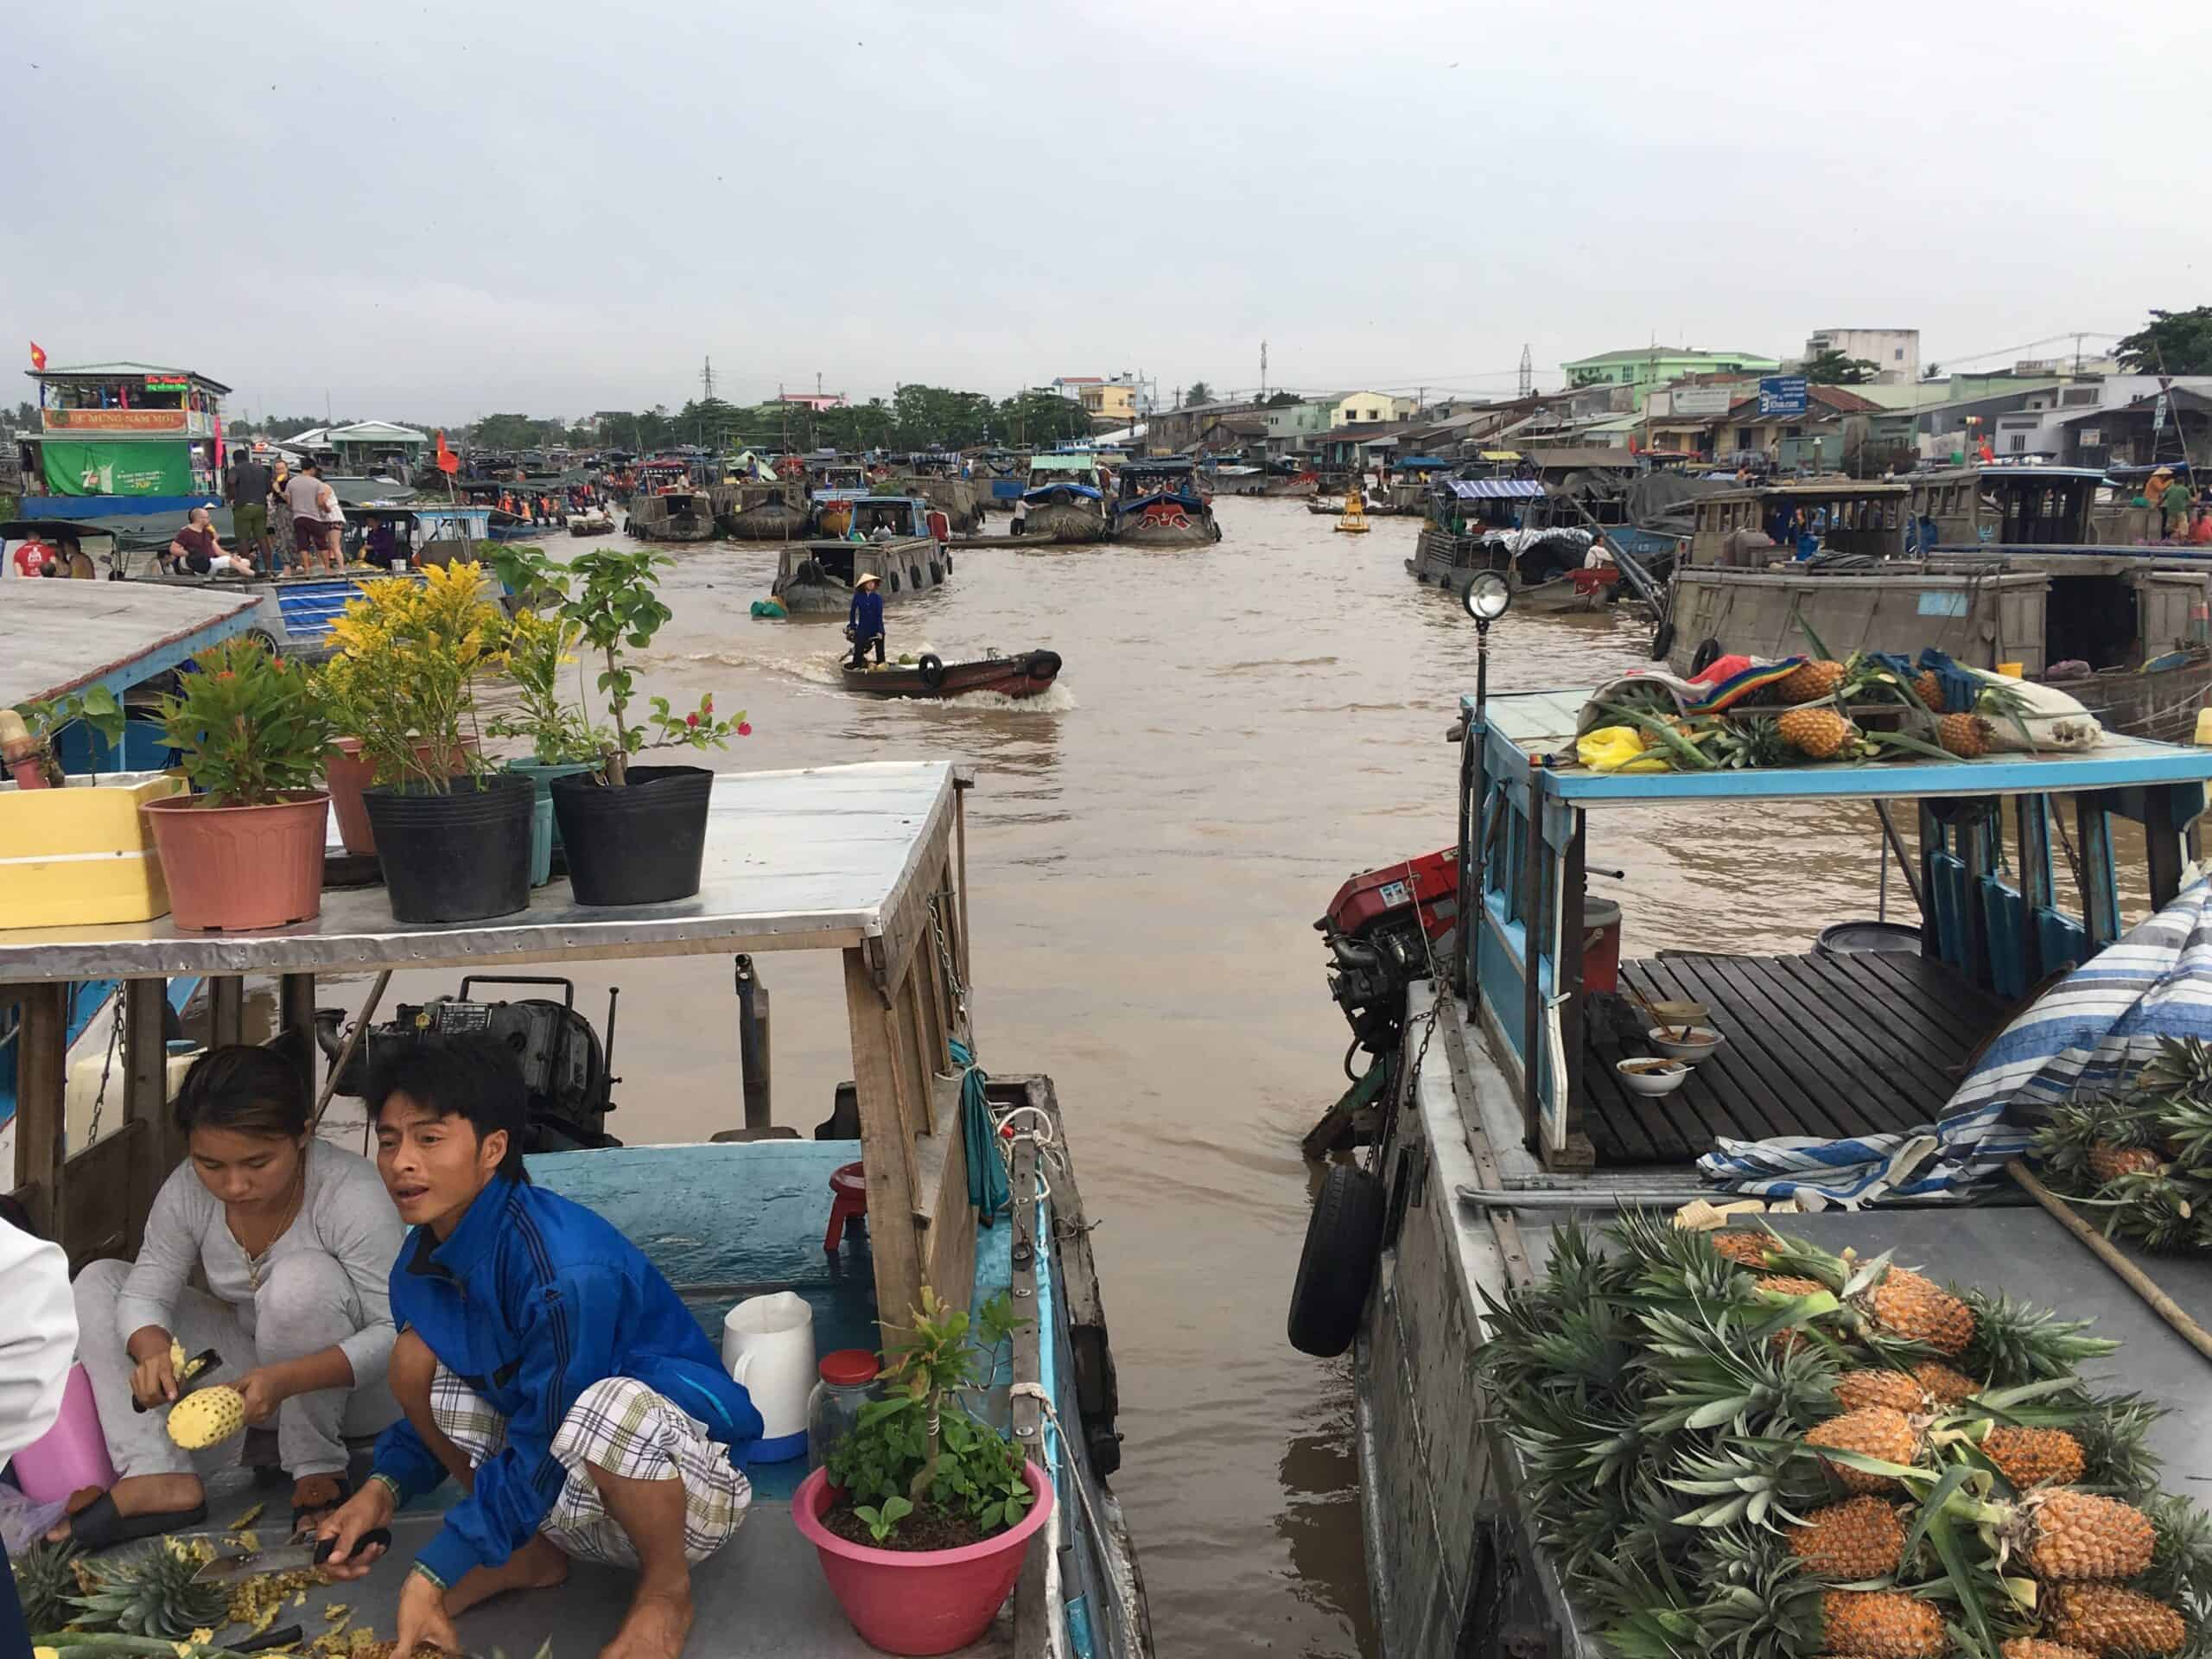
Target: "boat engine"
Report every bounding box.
[316,976,621,1152]
[1315,847,1459,1059]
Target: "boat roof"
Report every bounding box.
[1471,685,2212,806]
[1027,455,1099,473]
[1444,478,1546,500]
[1119,457,1193,474]
[1912,464,2111,484]
[1,579,258,709]
[0,761,969,983]
[1697,479,1913,504]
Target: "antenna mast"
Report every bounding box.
[1260,340,1268,399]
[1519,345,1533,398]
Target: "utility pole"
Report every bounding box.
[1519,344,1534,398]
[701,357,716,402]
[1260,340,1268,401]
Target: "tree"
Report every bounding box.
[2116,308,2212,376]
[1184,381,1214,407]
[1803,349,1878,385]
[1262,391,1302,408]
[1921,363,1944,381]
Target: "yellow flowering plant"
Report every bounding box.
[321,563,508,794]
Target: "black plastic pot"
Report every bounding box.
[361,772,534,924]
[550,765,714,906]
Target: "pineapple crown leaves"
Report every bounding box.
[1681,1528,1827,1659]
[67,1541,231,1639]
[2141,1493,2212,1624]
[1663,1439,1830,1532]
[1637,1308,1842,1437]
[1957,1289,2120,1385]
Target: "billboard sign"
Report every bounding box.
[1758,376,1808,416]
[42,407,189,433]
[1670,386,1733,418]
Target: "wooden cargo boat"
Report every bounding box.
[1018,454,1108,543]
[1107,458,1219,547]
[1294,649,2212,1656]
[626,486,718,543]
[712,479,810,540]
[768,495,951,614]
[1405,480,1615,611]
[842,647,1063,699]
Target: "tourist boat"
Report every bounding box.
[1107,458,1220,547]
[1019,454,1108,543]
[841,647,1063,699]
[1,760,1151,1658]
[626,486,718,543]
[712,479,811,540]
[766,495,951,613]
[1293,632,2212,1656]
[1405,479,1614,610]
[1660,467,2212,739]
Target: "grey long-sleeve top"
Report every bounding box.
[113,1141,405,1391]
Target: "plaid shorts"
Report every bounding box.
[429,1366,750,1566]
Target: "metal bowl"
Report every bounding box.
[1617,1057,1691,1096]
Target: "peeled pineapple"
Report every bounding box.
[168,1384,247,1450]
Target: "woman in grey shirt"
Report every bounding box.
[51,1047,403,1548]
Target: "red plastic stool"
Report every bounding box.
[823,1160,869,1252]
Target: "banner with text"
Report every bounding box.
[41,407,190,433]
[41,438,194,496]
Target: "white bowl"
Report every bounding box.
[1647,1026,1725,1064]
[1616,1057,1690,1096]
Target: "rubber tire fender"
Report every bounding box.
[1287,1162,1385,1357]
[1025,649,1062,681]
[1649,619,1677,662]
[1690,636,1723,676]
[918,652,945,689]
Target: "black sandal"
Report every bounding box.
[62,1491,208,1552]
[288,1473,352,1541]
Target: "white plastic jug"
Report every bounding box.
[721,1291,816,1463]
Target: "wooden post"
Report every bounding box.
[2145,787,2186,912]
[124,979,175,1257]
[2075,795,2121,947]
[280,972,317,1102]
[952,779,973,993]
[844,948,923,1340]
[1557,810,1587,1155]
[209,976,245,1049]
[10,983,67,1241]
[1519,804,1548,1154]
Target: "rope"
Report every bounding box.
[1009,1379,1132,1612]
[2005,1159,2212,1363]
[950,1036,1011,1223]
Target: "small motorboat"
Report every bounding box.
[842,648,1062,700]
[1306,497,1345,516]
[567,508,615,537]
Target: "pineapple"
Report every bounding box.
[2044,1583,2187,1655]
[2015,1491,2158,1583]
[1822,1588,1948,1657]
[1777,704,1855,760]
[1788,1495,1906,1579]
[11,1538,82,1635]
[1755,1273,1834,1300]
[69,1540,231,1639]
[1910,1361,1980,1404]
[167,1383,247,1450]
[1983,1426,2088,1490]
[1805,1405,1920,1492]
[2088,1144,2164,1185]
[1709,1230,1778,1268]
[1938,711,1993,759]
[1913,669,1946,713]
[1834,1368,1930,1414]
[1778,658,1847,704]
[2005,1643,2098,1659]
[1867,1268,1975,1355]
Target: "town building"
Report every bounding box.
[283,420,429,477]
[773,391,848,411]
[1559,347,1782,409]
[1052,375,1141,429]
[1804,327,1920,385]
[1147,398,1265,455]
[1261,391,1421,455]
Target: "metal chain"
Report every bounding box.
[929,892,970,1041]
[88,989,125,1146]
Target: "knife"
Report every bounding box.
[193,1529,391,1582]
[131,1348,226,1414]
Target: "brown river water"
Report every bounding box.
[334,494,2154,1656]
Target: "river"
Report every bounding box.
[353,493,2153,1656]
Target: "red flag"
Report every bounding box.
[29,341,46,371]
[435,429,460,474]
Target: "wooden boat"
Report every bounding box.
[565,507,614,537]
[1108,457,1219,547]
[842,647,1063,699]
[1299,671,2212,1656]
[0,762,1152,1659]
[626,487,717,543]
[1018,454,1108,543]
[767,496,951,614]
[712,479,810,540]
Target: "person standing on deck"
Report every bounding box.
[287,460,340,574]
[846,569,885,669]
[229,449,275,574]
[317,1038,760,1659]
[2162,474,2195,542]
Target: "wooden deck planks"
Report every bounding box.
[1582,950,2003,1167]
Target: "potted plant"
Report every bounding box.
[143,639,334,931]
[486,607,603,887]
[322,561,531,923]
[490,544,747,906]
[792,1290,1052,1656]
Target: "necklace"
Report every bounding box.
[237,1160,308,1288]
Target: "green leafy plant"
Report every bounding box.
[488,543,747,785]
[823,1287,1033,1545]
[10,685,127,785]
[154,640,333,806]
[486,607,603,764]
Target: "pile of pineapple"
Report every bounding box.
[1474,1215,2212,1659]
[2035,1038,2212,1256]
[1596,648,2031,772]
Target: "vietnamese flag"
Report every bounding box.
[29,341,45,371]
[435,429,460,474]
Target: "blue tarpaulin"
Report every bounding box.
[1445,478,1546,500]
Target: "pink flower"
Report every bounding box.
[685,712,700,728]
[702,696,714,715]
[736,721,752,737]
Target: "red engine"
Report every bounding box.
[1317,846,1459,1058]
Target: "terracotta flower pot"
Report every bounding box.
[792,1462,1052,1656]
[325,736,479,856]
[143,791,328,931]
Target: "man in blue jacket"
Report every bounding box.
[318,1038,760,1659]
[846,569,884,669]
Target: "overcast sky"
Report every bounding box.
[5,0,2205,423]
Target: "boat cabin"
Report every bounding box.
[1025,453,1103,494]
[341,503,496,568]
[15,362,229,516]
[1459,685,2208,1172]
[1686,479,1910,566]
[1907,463,2107,549]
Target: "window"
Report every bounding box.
[1895,347,1904,361]
[2010,435,2027,454]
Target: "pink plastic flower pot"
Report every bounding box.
[791,1461,1052,1656]
[143,791,328,931]
[9,1363,117,1503]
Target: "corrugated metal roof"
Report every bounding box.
[1446,478,1547,499]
